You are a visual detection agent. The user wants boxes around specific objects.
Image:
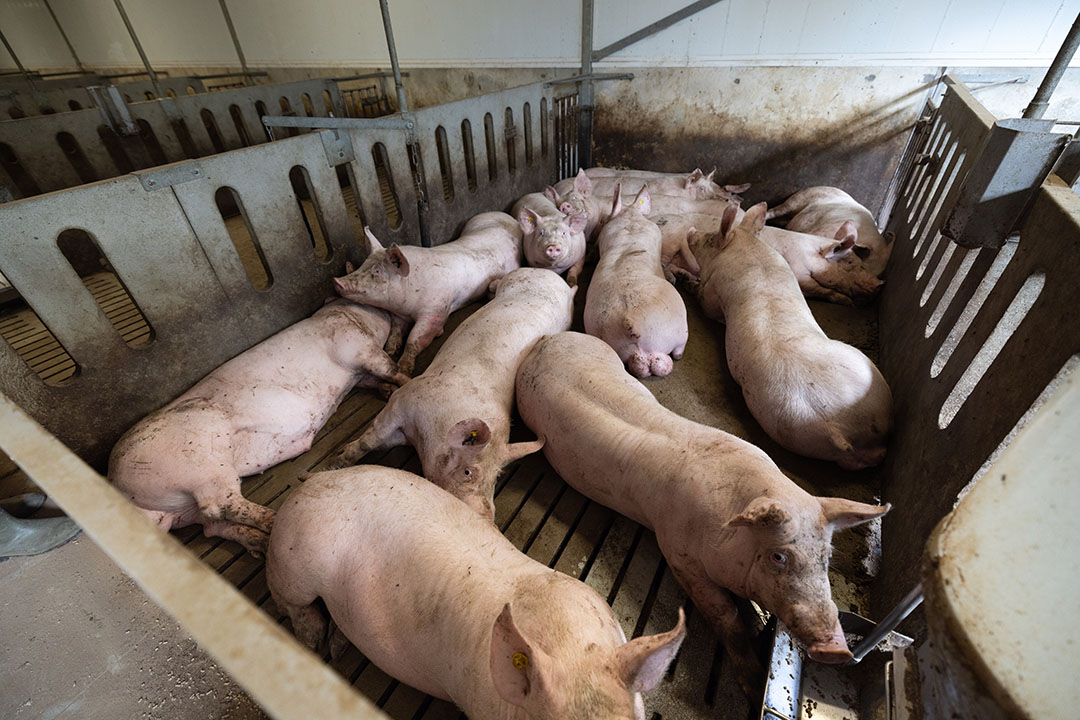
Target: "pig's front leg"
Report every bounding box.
[396,312,447,377]
[670,560,764,699]
[356,346,412,389]
[566,256,586,287]
[384,313,410,357]
[326,407,406,469]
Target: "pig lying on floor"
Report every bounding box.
[109,299,404,554]
[333,211,522,377]
[328,268,574,521]
[517,331,889,696]
[267,465,686,719]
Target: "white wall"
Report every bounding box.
[1,0,1079,71]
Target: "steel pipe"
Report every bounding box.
[1024,10,1080,119]
[43,0,85,72]
[113,0,161,97]
[217,0,252,83]
[849,584,924,664]
[0,27,35,90]
[377,0,408,113]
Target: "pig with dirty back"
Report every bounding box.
[328,268,574,520]
[584,185,688,378]
[654,212,884,304]
[580,166,749,202]
[510,191,589,285]
[688,203,893,469]
[267,465,687,719]
[516,331,890,696]
[767,186,894,277]
[333,211,522,376]
[108,299,405,554]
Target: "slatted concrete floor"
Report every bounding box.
[164,277,884,720]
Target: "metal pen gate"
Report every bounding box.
[0,80,561,468]
[875,74,1080,615]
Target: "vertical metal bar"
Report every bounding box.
[113,0,161,97]
[42,0,85,72]
[1024,10,1080,119]
[0,27,35,90]
[377,0,408,113]
[217,0,252,84]
[578,0,595,170]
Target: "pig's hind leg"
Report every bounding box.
[196,485,275,554]
[384,313,410,357]
[201,519,270,556]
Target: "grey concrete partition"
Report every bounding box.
[0,76,209,118]
[875,75,1080,620]
[411,81,557,244]
[0,130,367,467]
[0,78,344,200]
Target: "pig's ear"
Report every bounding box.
[490,603,557,709]
[819,497,891,529]
[574,168,592,197]
[725,183,751,194]
[448,417,492,449]
[727,496,791,529]
[741,202,767,234]
[363,226,385,254]
[518,207,539,234]
[825,237,856,262]
[686,168,704,187]
[706,167,718,182]
[543,186,558,203]
[503,436,544,464]
[615,607,686,692]
[610,184,624,219]
[834,220,858,246]
[884,230,896,244]
[720,204,739,238]
[634,185,652,215]
[386,244,410,276]
[344,260,356,274]
[567,212,587,234]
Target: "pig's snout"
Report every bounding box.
[559,202,574,214]
[806,626,853,664]
[544,244,564,260]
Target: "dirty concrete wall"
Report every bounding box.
[591,66,935,214]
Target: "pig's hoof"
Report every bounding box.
[566,275,579,288]
[376,382,397,400]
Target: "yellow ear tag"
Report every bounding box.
[470,430,478,438]
[511,653,530,671]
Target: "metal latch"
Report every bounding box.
[136,162,204,191]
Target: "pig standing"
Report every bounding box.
[333,212,522,376]
[109,300,405,554]
[510,191,588,286]
[584,185,688,378]
[655,212,884,303]
[767,186,894,277]
[328,268,574,520]
[688,203,893,469]
[515,331,890,695]
[267,466,686,719]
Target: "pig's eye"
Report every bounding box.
[770,552,788,568]
[463,468,472,477]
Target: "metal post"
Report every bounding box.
[113,0,162,97]
[377,0,408,113]
[578,0,595,170]
[1024,10,1080,119]
[217,0,252,84]
[849,584,924,664]
[0,27,35,90]
[43,0,85,72]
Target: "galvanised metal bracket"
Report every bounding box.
[87,85,138,136]
[942,118,1071,249]
[135,161,205,192]
[318,129,355,168]
[545,72,634,87]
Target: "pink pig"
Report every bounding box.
[333,212,522,376]
[688,203,893,469]
[584,185,688,378]
[328,268,574,520]
[510,191,588,285]
[516,331,890,695]
[267,465,687,719]
[108,299,404,554]
[767,186,894,277]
